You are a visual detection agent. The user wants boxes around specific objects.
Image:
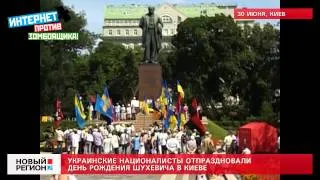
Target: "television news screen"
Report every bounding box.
[2,0,318,180]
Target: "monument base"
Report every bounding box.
[138,63,162,101]
[134,112,162,130]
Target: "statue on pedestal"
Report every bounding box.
[139,6,163,64]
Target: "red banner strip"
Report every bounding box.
[234,8,313,20]
[60,154,313,175]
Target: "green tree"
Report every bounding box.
[170,15,279,121]
[172,14,247,106]
[40,0,95,115]
[240,24,280,116]
[87,41,142,104]
[260,101,276,124]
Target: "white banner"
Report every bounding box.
[7,154,61,175]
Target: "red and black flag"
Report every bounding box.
[184,97,206,136]
[54,98,64,127]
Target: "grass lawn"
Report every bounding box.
[206,119,228,140]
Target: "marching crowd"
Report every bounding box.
[52,124,245,180]
[54,123,246,155]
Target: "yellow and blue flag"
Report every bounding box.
[152,99,160,112]
[169,114,177,130]
[164,80,171,104]
[164,107,173,129]
[75,95,86,128]
[176,80,184,129]
[143,97,149,115]
[177,81,185,99]
[180,112,186,127]
[95,87,113,121]
[160,82,168,106]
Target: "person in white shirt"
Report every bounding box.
[84,130,94,154]
[92,129,104,154]
[131,105,136,120]
[166,134,179,154]
[63,129,70,153]
[111,132,120,154]
[154,129,160,153]
[115,124,121,132]
[127,126,132,135]
[71,129,80,154]
[278,136,280,152]
[231,133,237,141]
[223,131,233,153]
[126,104,132,120]
[65,130,73,154]
[115,103,121,121]
[120,104,126,120]
[55,128,64,153]
[187,136,197,154]
[230,131,237,154]
[102,128,109,137]
[89,104,94,119]
[87,104,93,121]
[108,125,115,133]
[176,130,183,153]
[139,132,146,154]
[242,146,251,154]
[77,129,84,154]
[119,124,125,133]
[183,104,188,119]
[131,96,139,111]
[99,126,104,133]
[120,130,130,154]
[159,130,168,154]
[103,134,113,154]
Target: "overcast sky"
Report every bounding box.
[62,0,280,34]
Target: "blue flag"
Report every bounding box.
[164,107,174,129]
[74,95,86,128]
[177,105,181,129]
[95,87,113,121]
[152,99,159,112]
[162,80,172,129]
[95,94,103,112]
[164,80,171,104]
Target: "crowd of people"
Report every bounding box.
[88,96,202,123]
[90,96,140,121]
[54,123,247,155]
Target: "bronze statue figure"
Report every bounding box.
[139,6,163,64]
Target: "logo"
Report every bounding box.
[47,158,53,170]
[7,6,78,40]
[7,154,61,175]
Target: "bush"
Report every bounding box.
[215,119,241,131]
[40,121,53,142]
[40,120,78,142]
[60,120,78,130]
[220,115,231,122]
[260,101,276,123]
[233,121,241,128]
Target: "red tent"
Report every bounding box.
[238,121,278,153]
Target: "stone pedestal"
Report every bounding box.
[138,64,162,101]
[134,113,162,131]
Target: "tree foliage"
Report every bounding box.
[171,14,279,122]
[40,0,142,115]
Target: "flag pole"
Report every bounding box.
[144,96,147,130]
